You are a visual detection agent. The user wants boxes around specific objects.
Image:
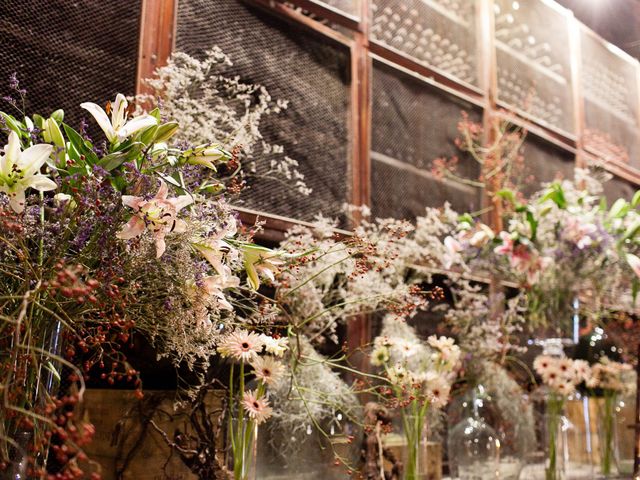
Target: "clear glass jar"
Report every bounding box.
[448,387,500,479]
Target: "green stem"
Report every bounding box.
[601,392,617,476]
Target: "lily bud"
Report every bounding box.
[43,118,65,148]
[185,144,229,169]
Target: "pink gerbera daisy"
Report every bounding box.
[242,390,273,424]
[251,356,285,386]
[217,329,264,362]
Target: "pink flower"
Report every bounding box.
[494,231,514,255]
[193,219,237,275]
[217,329,264,362]
[242,390,273,424]
[202,274,240,311]
[117,179,193,258]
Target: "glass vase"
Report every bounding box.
[448,407,500,479]
[401,412,425,480]
[597,393,619,478]
[228,417,258,480]
[544,394,567,480]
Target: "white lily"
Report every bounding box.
[80,93,157,144]
[0,131,56,213]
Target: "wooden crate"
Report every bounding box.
[77,389,222,480]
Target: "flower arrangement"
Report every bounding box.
[587,356,634,476]
[0,75,291,478]
[371,317,460,479]
[445,169,640,332]
[533,355,592,480]
[217,329,288,479]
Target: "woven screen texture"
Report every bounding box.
[176,0,352,224]
[371,61,482,220]
[521,134,575,197]
[0,0,141,126]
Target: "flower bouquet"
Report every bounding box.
[371,318,460,480]
[533,355,592,480]
[0,81,285,478]
[588,356,634,477]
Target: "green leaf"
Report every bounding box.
[50,109,64,123]
[157,171,182,189]
[98,151,128,171]
[458,213,474,225]
[540,183,567,209]
[622,219,640,242]
[148,107,161,121]
[155,122,179,143]
[44,361,61,383]
[33,114,45,129]
[599,196,608,212]
[633,277,640,307]
[496,189,517,205]
[632,190,640,208]
[608,198,629,219]
[526,211,538,242]
[138,125,159,146]
[0,112,24,136]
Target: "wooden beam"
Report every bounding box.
[347,0,373,373]
[136,0,178,96]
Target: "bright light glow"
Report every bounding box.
[512,1,520,10]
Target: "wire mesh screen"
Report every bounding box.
[602,175,637,204]
[580,28,640,169]
[0,0,141,126]
[312,0,360,17]
[520,135,575,197]
[371,0,479,86]
[176,0,351,224]
[494,0,574,134]
[371,61,482,220]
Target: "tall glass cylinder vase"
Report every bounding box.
[402,412,426,480]
[544,394,566,480]
[228,417,258,480]
[597,393,619,478]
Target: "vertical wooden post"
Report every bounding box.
[136,0,178,96]
[347,0,373,375]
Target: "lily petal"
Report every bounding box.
[173,194,194,212]
[117,115,157,141]
[154,179,168,200]
[116,216,146,240]
[173,218,188,234]
[19,144,54,175]
[8,189,26,213]
[245,261,260,290]
[122,195,144,211]
[81,102,117,142]
[28,175,58,191]
[111,94,128,130]
[154,235,167,258]
[4,131,21,169]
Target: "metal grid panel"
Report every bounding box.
[580,27,640,169]
[371,0,479,86]
[602,175,637,204]
[494,0,575,134]
[520,134,575,197]
[0,0,141,126]
[371,61,482,219]
[315,0,360,17]
[176,0,352,224]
